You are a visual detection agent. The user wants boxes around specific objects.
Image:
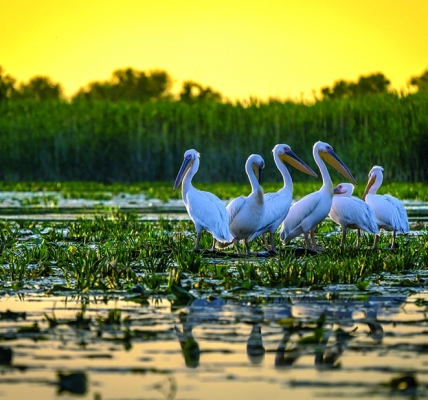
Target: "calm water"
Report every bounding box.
[0,286,428,399]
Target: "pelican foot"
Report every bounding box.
[309,246,324,253]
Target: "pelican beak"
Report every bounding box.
[253,163,264,185]
[258,166,263,184]
[333,186,345,195]
[362,175,376,201]
[280,151,318,177]
[321,149,357,185]
[173,156,192,191]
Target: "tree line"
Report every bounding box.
[0,66,222,103]
[1,65,427,103]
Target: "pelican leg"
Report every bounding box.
[262,233,271,251]
[194,232,202,251]
[210,238,217,252]
[372,234,380,250]
[269,233,277,253]
[310,230,323,252]
[390,231,397,249]
[233,238,241,254]
[244,240,252,254]
[310,230,317,249]
[303,232,311,249]
[341,228,347,248]
[356,228,361,248]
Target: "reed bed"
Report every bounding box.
[0,93,427,183]
[0,214,426,293]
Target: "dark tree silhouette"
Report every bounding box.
[73,68,173,101]
[15,76,64,100]
[321,73,391,99]
[409,70,428,92]
[0,66,17,100]
[179,80,222,103]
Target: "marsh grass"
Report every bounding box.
[0,213,426,297]
[0,181,427,202]
[1,95,428,183]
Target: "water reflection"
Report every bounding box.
[174,294,408,372]
[0,291,427,399]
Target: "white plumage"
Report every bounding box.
[329,183,379,248]
[173,149,233,251]
[225,154,265,253]
[247,144,318,252]
[362,165,409,249]
[280,141,357,251]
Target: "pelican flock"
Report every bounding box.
[329,183,379,248]
[247,144,318,252]
[173,149,233,251]
[280,141,357,251]
[174,144,410,254]
[362,165,409,249]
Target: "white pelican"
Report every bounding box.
[173,149,233,251]
[329,183,379,248]
[280,141,357,251]
[224,154,265,253]
[247,144,318,252]
[362,165,409,249]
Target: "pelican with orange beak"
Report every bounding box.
[280,141,357,251]
[247,144,318,252]
[329,183,379,248]
[362,165,409,249]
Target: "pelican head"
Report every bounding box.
[275,144,318,177]
[314,141,357,185]
[173,149,200,191]
[362,165,384,200]
[247,154,265,184]
[333,183,355,196]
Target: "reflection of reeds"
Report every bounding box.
[0,94,427,182]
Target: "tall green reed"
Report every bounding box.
[0,94,427,183]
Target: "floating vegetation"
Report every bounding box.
[0,212,425,296]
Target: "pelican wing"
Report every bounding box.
[331,197,379,234]
[366,195,406,232]
[281,191,322,240]
[186,189,233,242]
[369,195,409,233]
[248,191,292,241]
[226,195,246,224]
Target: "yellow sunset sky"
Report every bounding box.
[2,0,427,101]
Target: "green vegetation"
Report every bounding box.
[0,93,427,183]
[1,65,428,183]
[0,213,426,295]
[0,181,427,202]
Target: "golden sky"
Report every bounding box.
[2,0,427,101]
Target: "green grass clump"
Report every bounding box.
[0,213,426,296]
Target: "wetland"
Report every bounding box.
[0,184,427,399]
